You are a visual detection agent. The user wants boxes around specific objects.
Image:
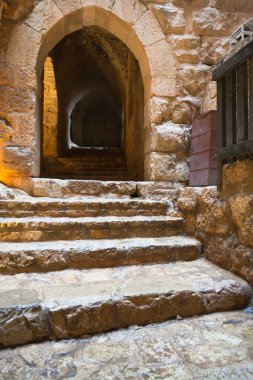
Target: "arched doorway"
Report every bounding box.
[42,27,144,180]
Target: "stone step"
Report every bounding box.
[0,259,251,348]
[0,215,184,242]
[0,236,201,274]
[0,198,168,217]
[30,179,138,198]
[18,179,180,199]
[42,174,137,181]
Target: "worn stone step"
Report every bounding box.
[29,179,138,198]
[0,236,201,274]
[43,174,137,181]
[0,259,251,348]
[16,179,180,199]
[0,215,184,242]
[0,197,168,217]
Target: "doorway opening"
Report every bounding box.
[42,27,144,180]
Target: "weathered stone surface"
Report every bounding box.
[0,259,250,347]
[222,161,253,196]
[177,187,199,211]
[207,235,253,287]
[146,122,191,154]
[1,0,38,22]
[0,182,14,200]
[146,152,189,182]
[172,96,201,124]
[0,215,184,242]
[0,305,49,348]
[31,179,137,198]
[178,64,212,97]
[0,197,168,217]
[213,0,253,13]
[196,187,229,239]
[229,194,253,248]
[202,80,217,113]
[193,8,249,36]
[0,236,201,274]
[148,96,171,125]
[200,36,230,65]
[150,3,186,35]
[1,308,253,379]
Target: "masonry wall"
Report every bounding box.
[177,160,253,286]
[0,0,252,186]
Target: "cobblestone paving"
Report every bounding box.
[0,305,253,379]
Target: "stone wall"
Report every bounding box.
[176,160,253,286]
[0,0,252,185]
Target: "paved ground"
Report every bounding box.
[0,304,253,380]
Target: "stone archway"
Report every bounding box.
[42,26,145,180]
[1,0,176,185]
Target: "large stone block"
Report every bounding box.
[207,235,253,287]
[145,152,189,182]
[229,194,253,248]
[147,97,171,125]
[222,161,253,196]
[150,3,185,35]
[172,96,201,124]
[178,64,212,97]
[133,10,165,47]
[193,8,249,36]
[213,0,253,13]
[146,122,191,153]
[196,187,229,238]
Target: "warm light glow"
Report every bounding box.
[43,56,58,158]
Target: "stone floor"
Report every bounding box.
[1,305,253,380]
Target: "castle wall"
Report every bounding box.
[0,0,252,186]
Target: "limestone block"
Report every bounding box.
[193,8,248,36]
[25,0,62,34]
[53,0,82,15]
[6,112,35,147]
[2,0,37,21]
[6,23,42,70]
[172,96,201,124]
[95,6,112,29]
[146,122,191,153]
[133,10,165,47]
[145,39,175,79]
[200,37,230,65]
[83,6,96,26]
[175,49,199,64]
[229,195,253,248]
[172,0,209,7]
[150,4,185,35]
[222,161,253,196]
[212,0,253,13]
[178,64,212,97]
[108,13,131,43]
[0,182,15,199]
[0,65,14,85]
[2,146,35,176]
[170,35,200,50]
[111,0,147,25]
[147,97,171,124]
[0,83,35,114]
[202,81,217,113]
[196,187,229,238]
[151,78,176,97]
[145,152,189,182]
[207,235,253,287]
[177,187,199,211]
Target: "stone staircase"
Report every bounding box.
[42,156,136,180]
[0,179,251,349]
